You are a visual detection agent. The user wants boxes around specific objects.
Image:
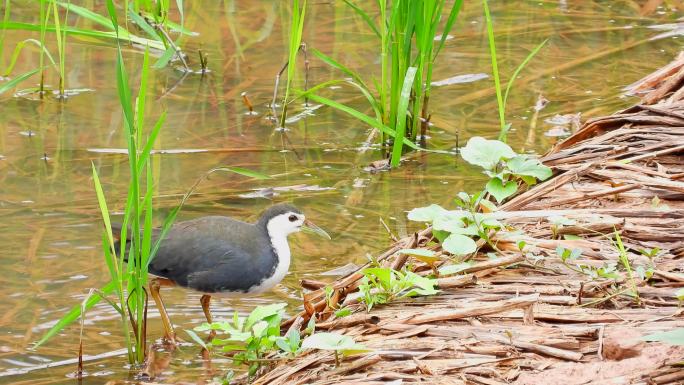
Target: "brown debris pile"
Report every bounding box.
[250,55,684,384]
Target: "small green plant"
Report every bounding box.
[548,216,576,239]
[482,0,548,142]
[460,136,552,203]
[300,332,368,367]
[358,267,439,311]
[407,198,503,257]
[306,0,463,167]
[556,246,620,280]
[612,230,641,304]
[405,137,550,265]
[194,303,313,377]
[639,247,661,260]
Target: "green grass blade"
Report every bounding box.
[434,0,463,58]
[115,49,134,136]
[91,163,118,258]
[305,92,420,150]
[342,0,380,39]
[105,0,118,33]
[0,68,40,94]
[152,45,175,69]
[482,0,506,141]
[34,281,117,348]
[57,1,114,30]
[136,48,150,144]
[0,22,165,50]
[3,37,58,77]
[311,48,371,93]
[390,66,417,167]
[502,38,548,109]
[127,9,160,41]
[136,111,166,175]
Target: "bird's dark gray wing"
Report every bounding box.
[147,216,276,293]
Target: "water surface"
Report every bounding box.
[0,1,680,383]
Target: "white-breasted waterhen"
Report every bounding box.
[114,203,330,342]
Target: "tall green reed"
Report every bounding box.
[306,0,462,167]
[50,0,69,96]
[277,0,306,128]
[482,0,547,142]
[0,0,10,69]
[38,0,48,95]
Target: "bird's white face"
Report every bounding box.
[267,211,306,239]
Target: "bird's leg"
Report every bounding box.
[200,294,216,339]
[149,277,177,344]
[200,295,213,324]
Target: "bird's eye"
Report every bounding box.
[288,215,298,222]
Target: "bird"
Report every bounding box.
[114,203,330,343]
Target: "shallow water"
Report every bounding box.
[0,1,680,383]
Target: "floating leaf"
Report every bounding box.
[442,233,477,256]
[486,178,517,203]
[460,136,515,170]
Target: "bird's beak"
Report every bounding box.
[302,219,331,240]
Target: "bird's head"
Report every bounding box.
[259,203,331,240]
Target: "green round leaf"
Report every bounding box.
[460,137,516,170]
[485,178,518,203]
[442,233,477,256]
[432,211,468,232]
[407,204,447,222]
[507,155,552,182]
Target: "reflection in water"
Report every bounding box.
[0,0,680,383]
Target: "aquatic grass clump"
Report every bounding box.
[305,0,463,167]
[273,0,307,127]
[0,0,193,94]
